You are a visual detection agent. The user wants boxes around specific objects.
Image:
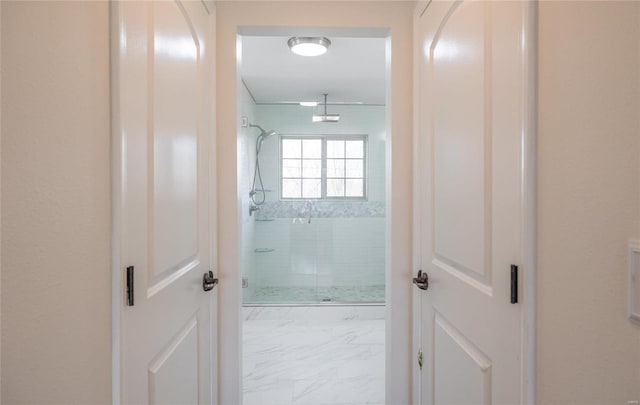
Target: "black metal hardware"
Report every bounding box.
[510,265,518,304]
[413,270,429,291]
[203,271,219,292]
[126,266,134,306]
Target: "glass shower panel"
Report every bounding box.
[246,213,386,304]
[243,133,385,305]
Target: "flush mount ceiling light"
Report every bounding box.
[300,101,318,107]
[313,94,340,123]
[287,37,331,57]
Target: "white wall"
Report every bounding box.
[537,1,640,402]
[216,2,414,403]
[1,1,111,403]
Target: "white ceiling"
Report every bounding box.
[240,36,386,105]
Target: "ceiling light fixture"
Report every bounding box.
[288,37,331,57]
[312,94,340,123]
[300,101,318,107]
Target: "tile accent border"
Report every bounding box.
[255,201,385,219]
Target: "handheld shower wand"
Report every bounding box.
[249,123,277,214]
[250,124,276,153]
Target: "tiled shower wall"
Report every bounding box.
[241,103,386,302]
[252,217,385,288]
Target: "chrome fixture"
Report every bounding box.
[287,36,331,56]
[250,123,276,154]
[313,94,340,123]
[305,200,313,224]
[249,123,277,213]
[249,204,261,216]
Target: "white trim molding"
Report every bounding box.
[522,1,538,403]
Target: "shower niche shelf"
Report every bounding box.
[255,218,275,222]
[254,248,275,253]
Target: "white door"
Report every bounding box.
[113,1,216,403]
[413,1,534,403]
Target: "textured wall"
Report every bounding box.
[0,1,3,395]
[1,1,111,403]
[537,1,640,403]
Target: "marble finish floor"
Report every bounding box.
[243,318,385,405]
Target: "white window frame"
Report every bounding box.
[279,134,368,201]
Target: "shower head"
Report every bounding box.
[263,130,277,139]
[249,123,277,139]
[250,123,277,153]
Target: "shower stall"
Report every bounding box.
[238,102,386,306]
[246,210,385,304]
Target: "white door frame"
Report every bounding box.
[411,1,538,403]
[110,3,124,399]
[215,2,415,404]
[522,3,538,402]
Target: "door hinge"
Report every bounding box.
[126,266,134,306]
[510,264,518,304]
[418,348,424,371]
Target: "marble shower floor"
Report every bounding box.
[243,318,385,405]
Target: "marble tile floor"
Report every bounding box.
[243,318,385,405]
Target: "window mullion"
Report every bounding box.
[321,138,327,199]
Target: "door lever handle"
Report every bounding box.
[413,270,429,291]
[203,271,219,292]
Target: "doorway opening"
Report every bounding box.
[237,28,388,404]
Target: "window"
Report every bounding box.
[281,135,367,200]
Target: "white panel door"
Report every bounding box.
[114,1,216,403]
[413,1,532,403]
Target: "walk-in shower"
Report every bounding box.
[239,107,387,305]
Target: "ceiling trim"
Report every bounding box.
[241,79,258,104]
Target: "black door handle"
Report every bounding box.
[412,270,429,291]
[203,271,218,292]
